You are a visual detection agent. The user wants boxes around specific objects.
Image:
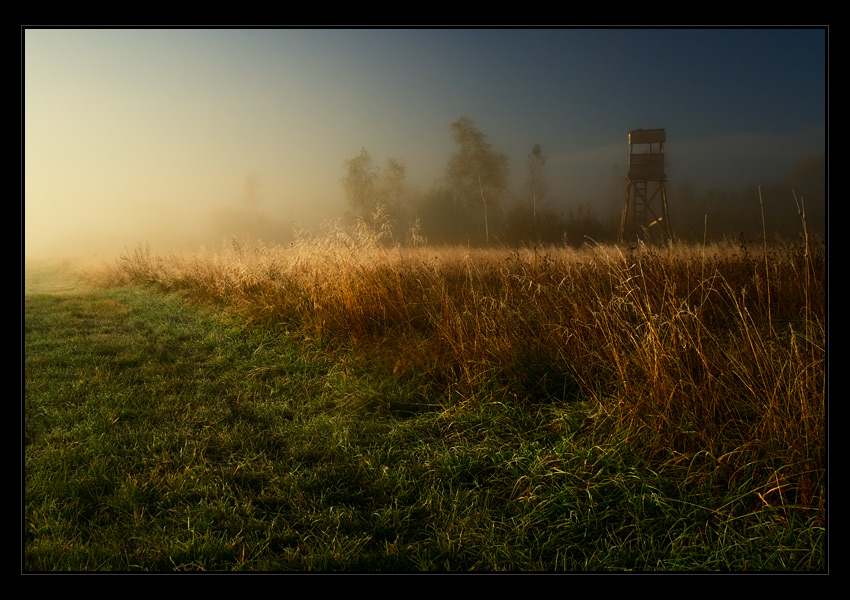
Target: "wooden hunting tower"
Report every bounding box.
[618,128,671,244]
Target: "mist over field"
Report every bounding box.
[23,28,828,572]
[24,28,827,260]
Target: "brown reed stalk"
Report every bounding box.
[758,186,773,335]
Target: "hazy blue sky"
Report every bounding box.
[24,27,827,257]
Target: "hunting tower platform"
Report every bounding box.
[618,128,671,244]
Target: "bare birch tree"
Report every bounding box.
[447,117,509,244]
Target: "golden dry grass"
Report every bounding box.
[86,221,825,518]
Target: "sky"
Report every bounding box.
[24,27,827,258]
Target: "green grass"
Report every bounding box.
[24,261,825,572]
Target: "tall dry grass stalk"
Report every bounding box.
[90,214,825,515]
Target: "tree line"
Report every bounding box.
[340,118,824,247]
[341,116,606,247]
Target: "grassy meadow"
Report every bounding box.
[24,220,826,571]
